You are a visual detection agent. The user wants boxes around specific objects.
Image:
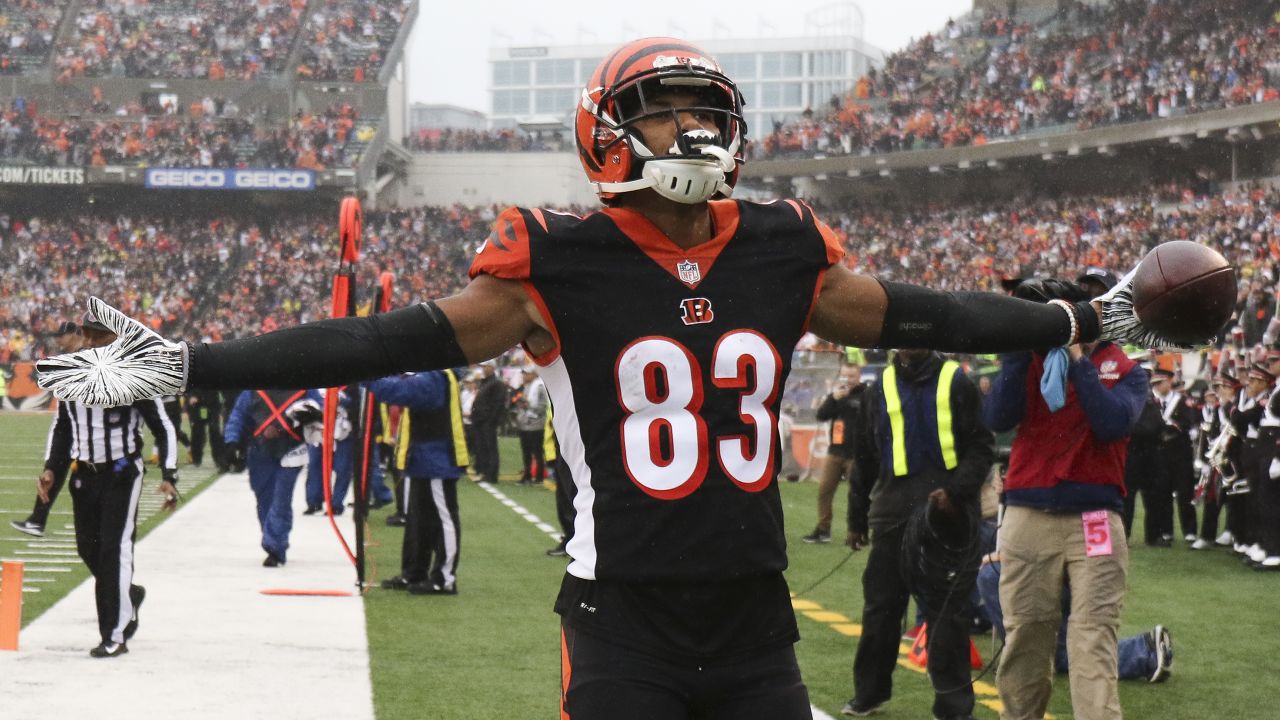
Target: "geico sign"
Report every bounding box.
[146,168,315,190]
[233,170,314,189]
[148,169,228,187]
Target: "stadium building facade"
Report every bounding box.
[485,36,884,141]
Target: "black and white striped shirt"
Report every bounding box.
[45,398,179,475]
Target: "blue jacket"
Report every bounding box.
[224,389,309,461]
[367,371,465,480]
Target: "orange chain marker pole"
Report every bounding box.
[0,561,25,651]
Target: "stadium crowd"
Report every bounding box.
[402,127,568,153]
[0,0,61,75]
[0,203,487,364]
[2,181,1278,360]
[295,0,411,82]
[759,0,1280,158]
[56,0,307,80]
[0,99,374,169]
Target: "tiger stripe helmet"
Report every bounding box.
[575,37,748,205]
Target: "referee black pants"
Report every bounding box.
[69,458,144,645]
[402,476,461,591]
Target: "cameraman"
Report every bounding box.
[982,275,1149,720]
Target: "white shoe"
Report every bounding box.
[1189,538,1211,550]
[1183,533,1197,543]
[1215,531,1234,546]
[1149,625,1173,682]
[1233,543,1247,554]
[1260,556,1280,569]
[1249,545,1268,563]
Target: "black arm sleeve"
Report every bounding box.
[877,281,1098,352]
[187,302,469,391]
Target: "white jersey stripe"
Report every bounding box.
[538,357,598,580]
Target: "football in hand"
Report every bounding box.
[1131,241,1236,344]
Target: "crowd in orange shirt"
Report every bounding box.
[54,0,306,80]
[758,0,1280,159]
[0,99,372,169]
[295,0,410,82]
[5,181,1280,364]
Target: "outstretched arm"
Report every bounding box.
[188,275,545,390]
[809,265,1090,352]
[37,275,549,405]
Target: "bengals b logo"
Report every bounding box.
[679,298,714,326]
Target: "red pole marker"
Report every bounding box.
[339,196,362,264]
[322,198,363,569]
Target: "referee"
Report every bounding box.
[40,313,180,658]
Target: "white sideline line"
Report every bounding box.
[479,483,561,543]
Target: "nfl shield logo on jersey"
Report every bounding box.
[676,259,701,286]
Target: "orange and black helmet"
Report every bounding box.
[575,37,747,204]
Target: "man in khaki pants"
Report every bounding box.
[982,294,1150,719]
[802,361,867,543]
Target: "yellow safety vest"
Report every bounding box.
[881,360,960,477]
[543,404,557,462]
[395,369,470,469]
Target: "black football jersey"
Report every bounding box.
[471,199,843,581]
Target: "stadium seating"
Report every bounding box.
[0,0,64,76]
[759,0,1280,158]
[57,0,306,80]
[0,101,376,169]
[3,183,1273,363]
[295,0,412,81]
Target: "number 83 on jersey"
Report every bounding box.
[615,329,782,500]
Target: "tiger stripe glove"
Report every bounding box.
[36,297,188,408]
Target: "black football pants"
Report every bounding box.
[854,525,976,719]
[69,458,144,645]
[559,624,811,720]
[401,476,461,590]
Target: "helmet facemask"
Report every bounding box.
[589,65,747,204]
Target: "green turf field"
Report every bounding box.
[3,411,1277,718]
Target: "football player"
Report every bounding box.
[38,37,1195,720]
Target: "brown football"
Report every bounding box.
[1131,241,1236,344]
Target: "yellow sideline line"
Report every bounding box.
[789,593,1047,719]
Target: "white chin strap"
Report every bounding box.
[595,143,737,204]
